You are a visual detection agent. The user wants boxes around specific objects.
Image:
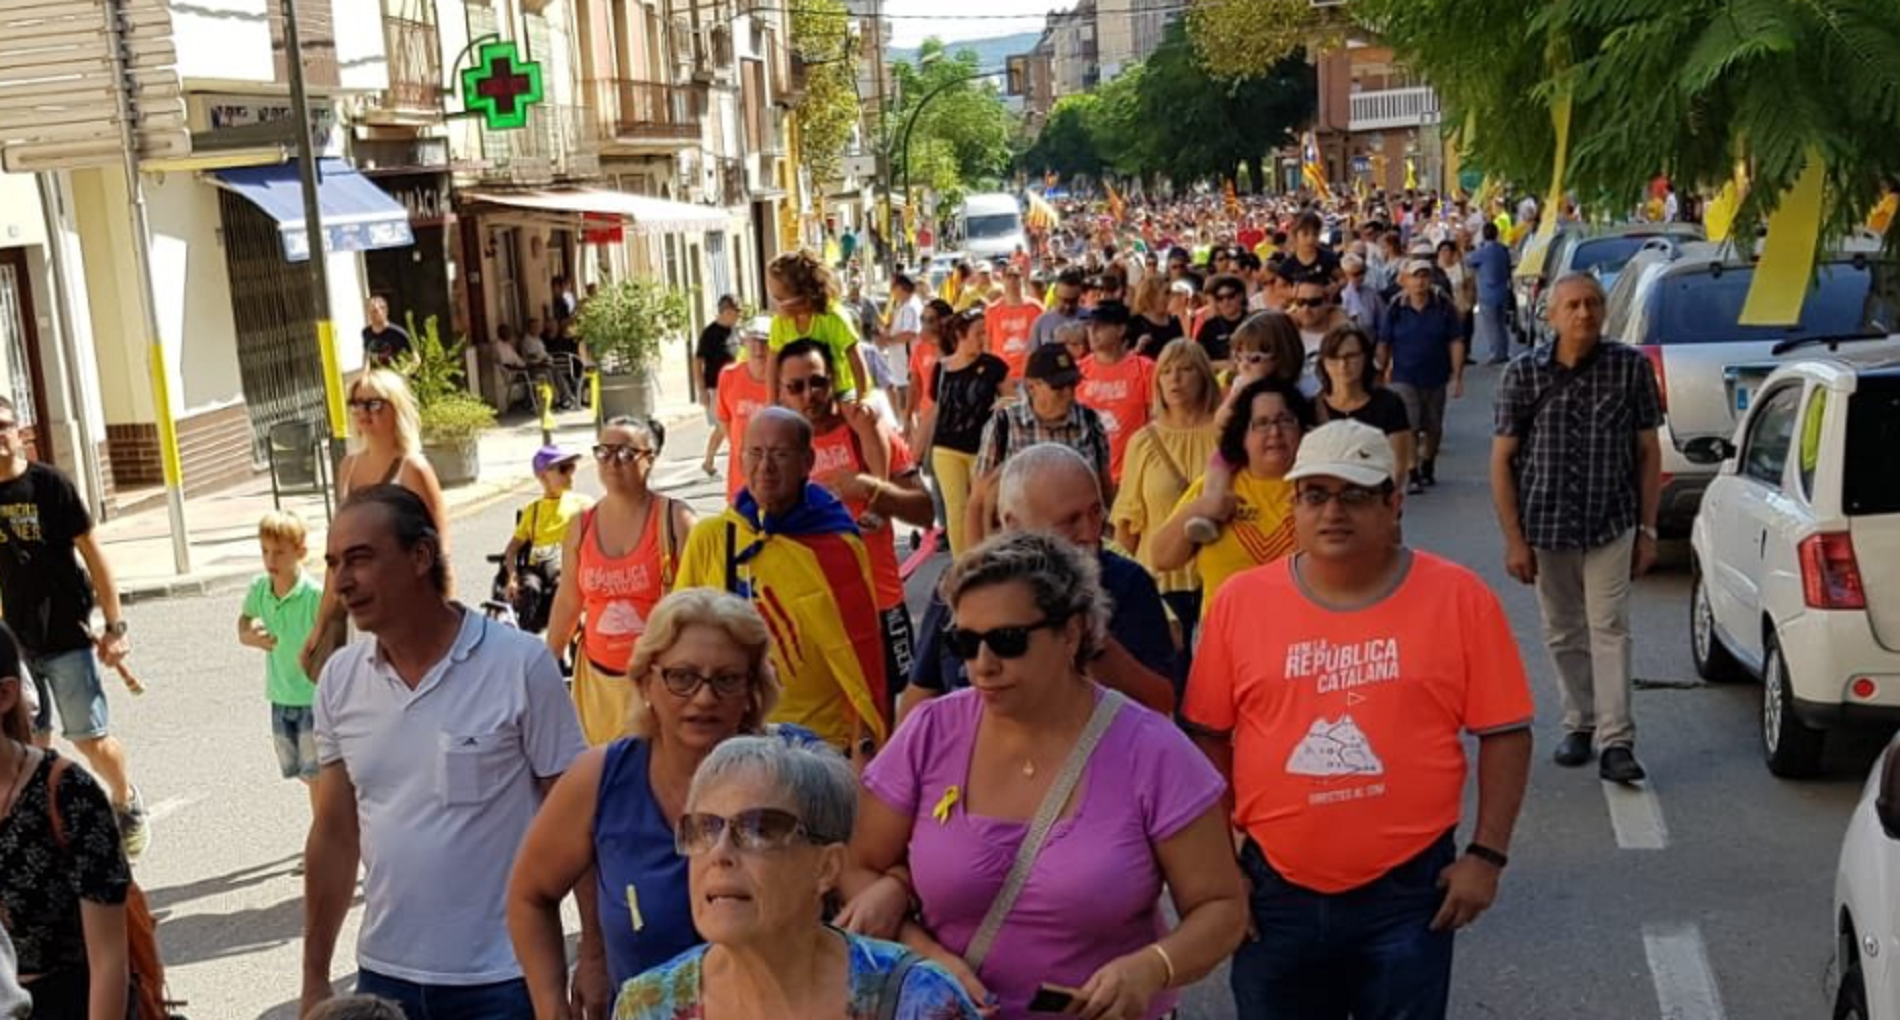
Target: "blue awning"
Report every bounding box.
[212,158,414,262]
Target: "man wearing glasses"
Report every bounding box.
[1187,421,1532,1019]
[1196,274,1249,364]
[673,407,891,760]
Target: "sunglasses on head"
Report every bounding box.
[674,808,815,856]
[348,398,390,413]
[945,617,1065,661]
[784,375,831,396]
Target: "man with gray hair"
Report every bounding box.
[902,442,1176,720]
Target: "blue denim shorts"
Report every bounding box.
[270,703,321,781]
[29,648,108,741]
[356,970,532,1020]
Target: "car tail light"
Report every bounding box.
[1799,532,1867,609]
[1852,677,1879,700]
[1640,344,1668,414]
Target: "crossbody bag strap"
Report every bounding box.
[44,755,73,848]
[874,950,923,1020]
[1143,427,1190,490]
[962,689,1126,973]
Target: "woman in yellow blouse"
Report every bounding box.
[1110,339,1222,653]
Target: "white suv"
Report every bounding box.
[1830,738,1900,1019]
[1686,357,1900,778]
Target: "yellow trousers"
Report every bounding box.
[933,446,977,557]
[572,654,636,746]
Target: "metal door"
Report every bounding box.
[220,189,326,462]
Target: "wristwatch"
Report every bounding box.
[1638,525,1660,542]
[103,619,129,637]
[1464,842,1509,869]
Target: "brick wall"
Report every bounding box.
[104,403,260,500]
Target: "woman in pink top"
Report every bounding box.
[842,532,1246,1019]
[546,417,696,745]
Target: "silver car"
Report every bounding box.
[1516,224,1704,346]
[1601,239,1900,534]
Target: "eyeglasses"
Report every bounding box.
[945,618,1064,661]
[1249,415,1303,433]
[1295,485,1391,508]
[656,666,753,699]
[783,375,831,396]
[594,444,655,464]
[675,808,815,856]
[348,398,390,414]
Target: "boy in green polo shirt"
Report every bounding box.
[238,510,322,815]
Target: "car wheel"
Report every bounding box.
[1834,964,1868,1020]
[1762,639,1826,778]
[1690,573,1747,683]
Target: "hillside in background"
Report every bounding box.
[889,31,1040,73]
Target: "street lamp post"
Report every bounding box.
[893,68,1005,268]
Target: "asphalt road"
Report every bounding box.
[92,368,1885,1019]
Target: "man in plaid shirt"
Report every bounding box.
[965,344,1112,545]
[1489,273,1663,785]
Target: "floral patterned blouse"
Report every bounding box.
[0,750,131,975]
[613,929,979,1020]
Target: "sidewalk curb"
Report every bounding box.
[115,403,702,603]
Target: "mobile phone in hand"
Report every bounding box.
[1027,983,1082,1013]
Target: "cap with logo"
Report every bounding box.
[1285,420,1396,488]
[1025,344,1083,388]
[532,444,582,474]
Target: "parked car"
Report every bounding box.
[1603,239,1900,534]
[1687,357,1900,777]
[1512,223,1704,345]
[1829,735,1900,1019]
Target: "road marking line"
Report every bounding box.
[143,794,202,823]
[1602,779,1669,849]
[1644,923,1727,1020]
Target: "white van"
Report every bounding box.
[958,193,1027,261]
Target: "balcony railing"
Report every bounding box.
[382,16,441,113]
[480,103,591,184]
[1348,85,1441,132]
[588,79,706,143]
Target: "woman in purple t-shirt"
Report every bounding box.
[844,532,1246,1019]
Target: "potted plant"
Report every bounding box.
[398,314,496,487]
[573,278,691,420]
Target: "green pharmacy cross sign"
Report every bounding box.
[462,41,545,131]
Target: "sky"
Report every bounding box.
[881,0,1071,50]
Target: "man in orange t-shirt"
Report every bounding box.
[987,266,1043,384]
[715,318,773,502]
[778,338,936,695]
[1186,420,1533,1018]
[1075,300,1154,484]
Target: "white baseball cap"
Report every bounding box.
[1285,420,1396,487]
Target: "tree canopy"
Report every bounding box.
[889,39,1017,204]
[790,0,860,184]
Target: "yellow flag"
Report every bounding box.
[1740,150,1827,326]
[1703,162,1749,243]
[1518,93,1572,278]
[1404,157,1418,191]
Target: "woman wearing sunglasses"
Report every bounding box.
[512,591,820,1019]
[843,532,1246,1020]
[302,368,447,678]
[606,735,979,1019]
[545,417,696,747]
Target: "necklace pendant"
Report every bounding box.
[1022,759,1036,778]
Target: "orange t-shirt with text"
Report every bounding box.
[909,341,943,416]
[1185,552,1534,894]
[810,422,914,611]
[1077,353,1155,482]
[988,302,1042,379]
[717,364,770,502]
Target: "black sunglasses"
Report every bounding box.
[348,398,390,413]
[1288,297,1331,309]
[946,617,1065,661]
[784,375,831,396]
[675,808,815,856]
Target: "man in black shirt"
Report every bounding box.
[695,294,741,476]
[0,398,148,856]
[1196,274,1248,365]
[360,297,411,365]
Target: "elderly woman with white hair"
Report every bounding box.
[611,738,980,1020]
[847,531,1246,1020]
[508,590,819,1019]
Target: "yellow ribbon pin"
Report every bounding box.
[932,786,961,825]
[626,883,645,932]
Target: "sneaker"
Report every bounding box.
[117,786,150,859]
[1406,473,1426,496]
[1184,517,1222,545]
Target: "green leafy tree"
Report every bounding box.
[1133,21,1314,190]
[791,0,860,183]
[1185,0,1340,82]
[1022,94,1105,180]
[892,39,1016,194]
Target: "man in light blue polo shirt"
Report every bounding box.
[301,486,586,1020]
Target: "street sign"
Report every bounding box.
[461,41,545,132]
[0,0,189,171]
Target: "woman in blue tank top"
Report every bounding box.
[508,589,816,1017]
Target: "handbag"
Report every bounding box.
[962,690,1126,973]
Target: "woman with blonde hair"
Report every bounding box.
[1111,338,1222,652]
[301,367,448,677]
[765,249,875,410]
[1127,275,1184,359]
[509,589,817,1020]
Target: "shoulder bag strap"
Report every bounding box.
[1142,426,1190,491]
[44,755,72,848]
[723,519,740,595]
[659,498,679,590]
[962,689,1126,973]
[875,950,923,1020]
[1514,365,1583,445]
